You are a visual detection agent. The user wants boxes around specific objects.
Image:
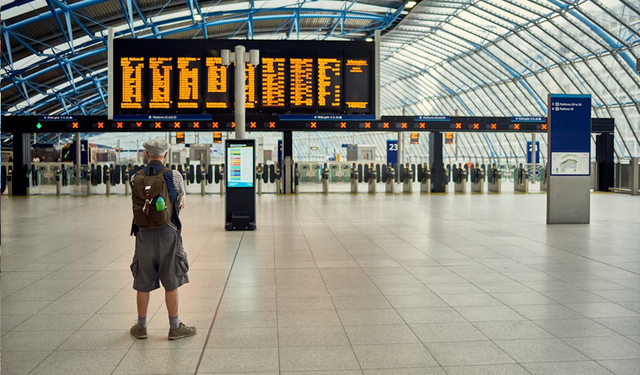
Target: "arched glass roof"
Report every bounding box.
[1,0,639,157]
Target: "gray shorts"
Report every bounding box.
[130,226,189,292]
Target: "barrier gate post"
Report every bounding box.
[351,163,358,194]
[368,163,377,193]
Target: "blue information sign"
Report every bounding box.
[386,140,398,166]
[548,94,591,176]
[527,141,540,164]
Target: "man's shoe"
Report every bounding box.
[168,322,196,340]
[130,324,147,339]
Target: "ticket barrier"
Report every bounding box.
[275,163,281,194]
[487,164,501,193]
[418,163,431,193]
[1,165,8,195]
[471,163,485,193]
[514,164,529,193]
[454,164,468,193]
[82,165,92,196]
[402,163,414,193]
[4,166,12,195]
[104,166,112,196]
[321,163,330,194]
[350,163,359,193]
[444,164,451,193]
[367,163,377,193]
[540,165,548,192]
[385,164,395,194]
[256,163,264,195]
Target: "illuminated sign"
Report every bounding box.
[261,57,286,108]
[213,132,222,143]
[176,56,200,109]
[245,63,257,109]
[410,133,419,144]
[149,57,173,109]
[205,56,229,109]
[344,57,370,112]
[119,56,144,110]
[176,132,185,144]
[290,58,314,109]
[445,133,454,144]
[317,57,341,110]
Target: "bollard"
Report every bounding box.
[201,166,206,196]
[350,163,358,194]
[257,164,263,195]
[124,170,131,196]
[368,163,377,194]
[106,169,111,196]
[294,163,300,194]
[322,163,329,194]
[420,163,431,193]
[386,164,395,194]
[403,163,413,194]
[7,169,13,196]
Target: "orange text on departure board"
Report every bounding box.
[177,57,199,108]
[261,57,286,107]
[120,57,144,109]
[290,58,314,107]
[205,57,228,109]
[243,62,256,109]
[346,59,368,73]
[149,57,172,109]
[317,58,341,108]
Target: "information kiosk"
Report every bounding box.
[225,139,256,230]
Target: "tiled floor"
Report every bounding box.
[1,192,640,375]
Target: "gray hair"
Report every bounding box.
[142,138,170,157]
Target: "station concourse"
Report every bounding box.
[2,1,640,375]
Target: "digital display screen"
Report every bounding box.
[205,56,229,109]
[119,56,144,110]
[148,56,172,109]
[261,57,286,108]
[290,58,314,109]
[114,40,374,115]
[227,144,254,188]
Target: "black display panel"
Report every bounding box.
[113,39,375,115]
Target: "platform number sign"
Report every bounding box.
[387,140,398,167]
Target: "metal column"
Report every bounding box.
[429,132,444,192]
[11,133,31,195]
[595,133,614,192]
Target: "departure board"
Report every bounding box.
[261,57,286,108]
[148,57,173,109]
[113,39,374,115]
[245,63,257,109]
[119,57,144,109]
[205,56,229,109]
[317,58,341,110]
[176,56,200,109]
[344,58,370,112]
[290,58,314,109]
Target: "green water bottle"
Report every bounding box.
[155,196,165,211]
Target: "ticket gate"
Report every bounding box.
[471,163,485,193]
[445,164,451,193]
[487,164,501,193]
[321,163,329,194]
[540,165,548,192]
[514,163,529,193]
[402,163,414,193]
[367,163,377,193]
[385,164,395,194]
[256,163,264,195]
[454,163,467,193]
[418,163,431,193]
[350,163,358,193]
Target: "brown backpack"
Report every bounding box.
[131,167,173,228]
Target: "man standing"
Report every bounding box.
[129,138,196,340]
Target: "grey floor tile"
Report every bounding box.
[277,296,336,311]
[522,361,615,375]
[454,306,525,322]
[353,344,438,369]
[511,304,587,320]
[425,341,515,366]
[426,283,484,295]
[59,329,137,350]
[541,291,610,304]
[279,346,360,372]
[1,313,32,332]
[442,364,530,375]
[595,317,640,336]
[438,293,503,307]
[565,303,640,319]
[396,307,466,324]
[0,350,52,375]
[218,297,276,312]
[279,325,350,347]
[410,322,488,342]
[331,295,393,310]
[1,330,75,351]
[364,369,445,375]
[79,313,137,331]
[206,327,278,348]
[198,347,279,373]
[534,319,617,338]
[563,336,640,360]
[13,313,92,331]
[473,320,554,340]
[283,372,363,375]
[598,359,640,375]
[30,350,127,375]
[494,338,589,363]
[278,310,342,327]
[344,324,420,345]
[213,310,277,328]
[338,309,404,325]
[376,284,433,296]
[385,295,448,309]
[491,292,557,306]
